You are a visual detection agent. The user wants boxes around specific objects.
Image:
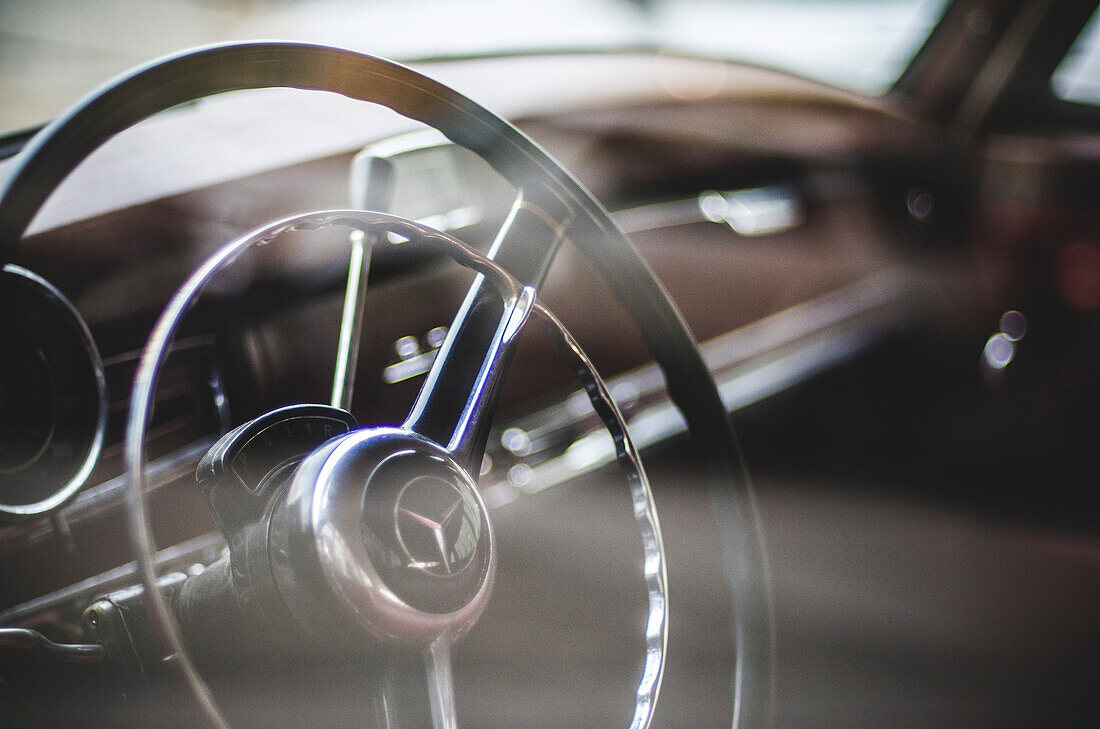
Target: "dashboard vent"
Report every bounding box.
[88,335,230,489]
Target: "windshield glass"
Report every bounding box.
[1052,3,1100,107]
[0,0,949,135]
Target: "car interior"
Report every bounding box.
[0,1,1097,728]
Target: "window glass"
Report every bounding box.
[1052,5,1100,106]
[0,0,951,135]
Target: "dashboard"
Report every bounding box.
[0,54,913,598]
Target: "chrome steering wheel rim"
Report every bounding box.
[0,42,774,729]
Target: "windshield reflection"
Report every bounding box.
[0,0,948,134]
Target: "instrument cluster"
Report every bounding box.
[0,265,107,520]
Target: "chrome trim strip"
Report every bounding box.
[613,185,803,236]
[0,532,226,626]
[481,270,914,507]
[383,349,440,384]
[0,439,214,553]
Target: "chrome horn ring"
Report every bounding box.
[126,210,668,729]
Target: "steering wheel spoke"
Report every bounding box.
[330,232,372,411]
[403,192,566,469]
[402,283,536,471]
[332,154,395,411]
[368,639,458,729]
[424,639,459,729]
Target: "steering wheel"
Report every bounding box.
[0,43,773,729]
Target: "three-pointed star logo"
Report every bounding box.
[394,477,475,576]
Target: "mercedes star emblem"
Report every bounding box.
[393,475,479,577]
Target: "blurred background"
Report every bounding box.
[1,0,955,132]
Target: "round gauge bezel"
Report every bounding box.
[0,264,107,520]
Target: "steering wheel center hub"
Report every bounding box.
[273,427,495,647]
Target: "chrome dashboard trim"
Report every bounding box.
[0,532,226,627]
[0,439,214,553]
[482,270,915,507]
[613,185,804,236]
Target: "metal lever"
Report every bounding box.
[332,152,396,410]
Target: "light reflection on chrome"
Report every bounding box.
[982,333,1016,370]
[906,187,935,223]
[612,184,803,237]
[501,427,533,456]
[999,310,1027,342]
[506,463,534,489]
[383,327,450,384]
[982,310,1027,373]
[698,187,801,236]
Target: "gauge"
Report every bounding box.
[0,265,107,519]
[196,404,358,535]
